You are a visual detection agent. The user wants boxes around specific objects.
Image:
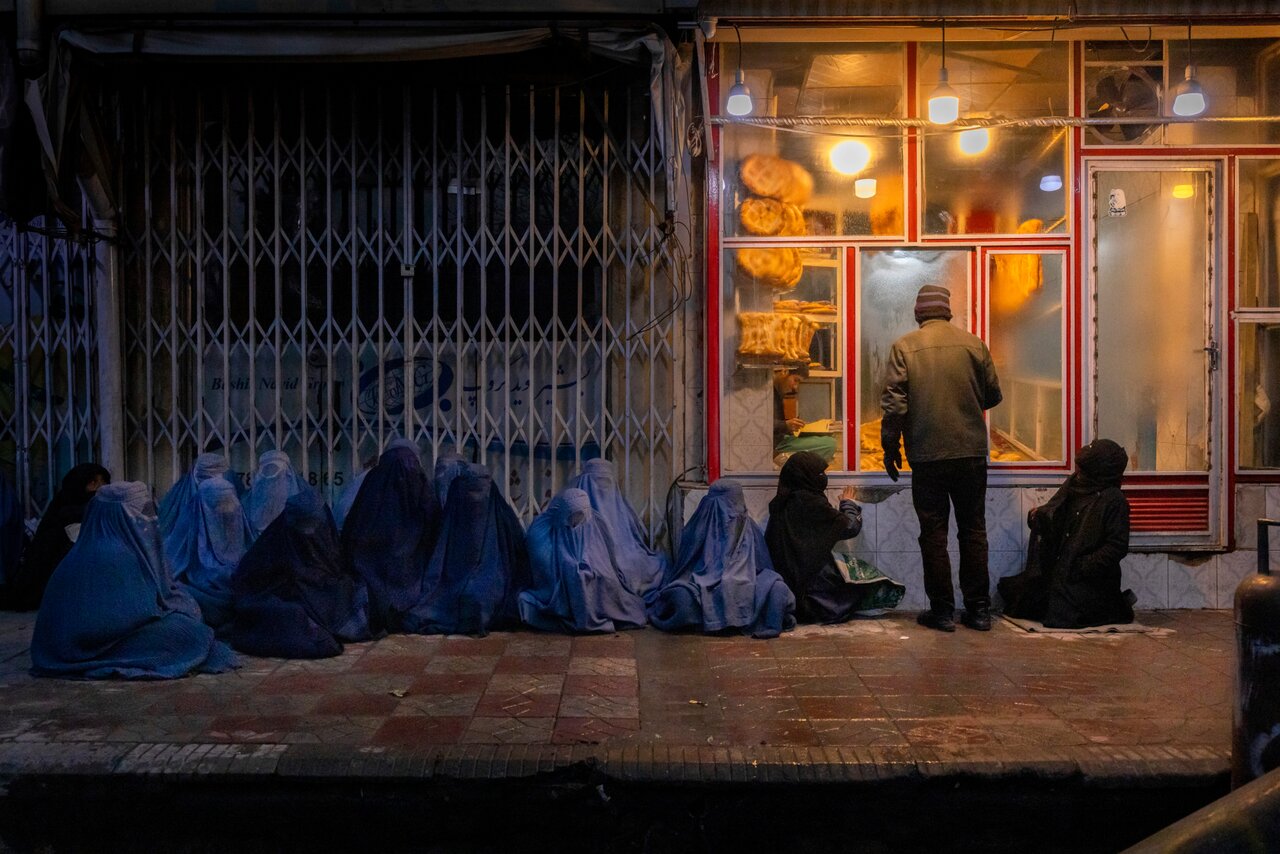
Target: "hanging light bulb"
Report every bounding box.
[928,19,960,125]
[1172,21,1207,117]
[830,140,871,175]
[1039,174,1063,192]
[855,178,878,198]
[725,25,753,117]
[958,127,990,155]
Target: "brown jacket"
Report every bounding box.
[880,319,1002,464]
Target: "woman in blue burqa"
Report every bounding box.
[227,489,371,657]
[171,477,254,631]
[567,458,668,605]
[765,452,904,624]
[242,450,313,535]
[339,439,440,633]
[31,481,237,678]
[4,463,110,611]
[519,487,648,632]
[403,456,530,636]
[160,452,234,561]
[649,479,796,639]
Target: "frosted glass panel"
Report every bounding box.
[1095,170,1210,472]
[1239,323,1280,469]
[1239,159,1280,309]
[857,249,968,471]
[989,253,1065,463]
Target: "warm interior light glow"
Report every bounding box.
[958,127,990,155]
[726,69,753,117]
[855,178,877,198]
[1171,183,1195,199]
[928,71,960,125]
[830,140,871,175]
[1172,72,1206,117]
[1039,174,1063,192]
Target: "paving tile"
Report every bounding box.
[422,655,500,675]
[372,716,469,746]
[562,675,638,697]
[462,716,555,745]
[567,657,637,677]
[406,673,492,695]
[204,716,302,743]
[391,693,481,717]
[552,717,641,745]
[474,691,561,718]
[896,719,997,748]
[559,695,639,718]
[352,655,435,676]
[810,719,907,747]
[313,692,401,717]
[494,656,570,675]
[796,695,885,719]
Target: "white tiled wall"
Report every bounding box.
[679,483,1280,611]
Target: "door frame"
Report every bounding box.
[1083,157,1227,549]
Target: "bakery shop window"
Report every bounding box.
[721,43,906,239]
[1239,323,1280,470]
[857,249,969,472]
[987,250,1066,464]
[917,43,1068,236]
[721,246,845,473]
[1240,159,1280,309]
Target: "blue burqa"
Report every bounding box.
[242,450,313,535]
[567,459,668,604]
[30,482,237,679]
[332,468,369,534]
[228,490,372,658]
[340,441,440,633]
[0,471,22,588]
[404,463,530,636]
[648,480,796,639]
[160,453,232,562]
[519,488,648,633]
[172,476,253,631]
[433,452,470,509]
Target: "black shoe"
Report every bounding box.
[917,610,956,633]
[961,608,992,631]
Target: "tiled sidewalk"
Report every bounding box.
[0,610,1234,783]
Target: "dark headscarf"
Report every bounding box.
[1035,439,1129,533]
[5,463,110,611]
[764,452,859,605]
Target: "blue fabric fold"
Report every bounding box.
[339,442,439,633]
[519,488,648,633]
[172,477,253,631]
[242,450,314,536]
[648,479,795,638]
[228,489,371,658]
[404,463,530,636]
[333,468,369,534]
[567,458,668,604]
[31,481,237,679]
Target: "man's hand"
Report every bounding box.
[786,417,805,433]
[883,448,901,482]
[840,486,858,502]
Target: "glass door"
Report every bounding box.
[1089,163,1220,542]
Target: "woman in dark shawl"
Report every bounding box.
[765,452,896,624]
[1000,439,1134,628]
[228,489,371,658]
[405,462,530,636]
[649,479,796,639]
[519,488,648,633]
[567,458,668,605]
[339,439,440,633]
[5,463,110,611]
[31,481,237,679]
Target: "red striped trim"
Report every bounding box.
[1125,490,1211,533]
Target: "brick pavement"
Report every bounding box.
[0,610,1234,784]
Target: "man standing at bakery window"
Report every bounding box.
[880,285,1002,633]
[773,365,836,466]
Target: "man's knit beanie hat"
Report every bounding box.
[914,285,952,323]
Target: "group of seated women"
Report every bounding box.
[5,436,1135,680]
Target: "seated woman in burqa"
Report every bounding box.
[160,452,235,560]
[765,452,905,624]
[519,487,648,633]
[649,479,796,639]
[568,458,668,605]
[4,463,110,611]
[31,482,237,679]
[340,439,440,633]
[171,477,254,631]
[999,439,1135,629]
[403,460,531,636]
[332,456,377,534]
[242,450,314,536]
[227,489,371,658]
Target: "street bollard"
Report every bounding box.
[1233,519,1280,789]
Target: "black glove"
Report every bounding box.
[883,447,901,482]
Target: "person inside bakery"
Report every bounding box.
[773,365,836,464]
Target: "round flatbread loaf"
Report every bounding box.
[739,197,785,235]
[737,247,803,289]
[778,203,806,236]
[739,154,792,199]
[779,162,813,206]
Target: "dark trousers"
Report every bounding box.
[911,457,990,615]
